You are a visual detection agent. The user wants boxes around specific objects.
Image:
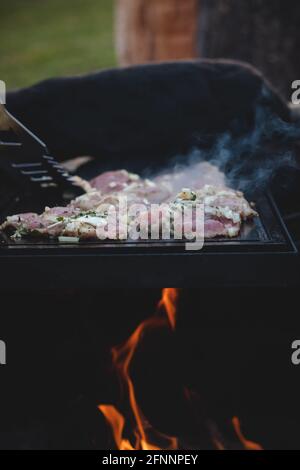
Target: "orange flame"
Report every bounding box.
[232,416,263,450]
[99,288,262,451]
[100,288,179,450]
[99,405,134,450]
[158,287,178,330]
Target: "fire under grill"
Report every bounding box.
[0,189,297,289]
[0,74,300,451]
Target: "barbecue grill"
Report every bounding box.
[0,111,298,289]
[0,190,297,289]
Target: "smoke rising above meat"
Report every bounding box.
[153,85,300,194]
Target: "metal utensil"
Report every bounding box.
[0,105,77,194]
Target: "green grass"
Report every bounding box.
[0,0,117,90]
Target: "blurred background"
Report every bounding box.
[0,0,116,89]
[1,0,300,99]
[0,1,300,450]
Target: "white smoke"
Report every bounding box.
[155,89,300,195]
